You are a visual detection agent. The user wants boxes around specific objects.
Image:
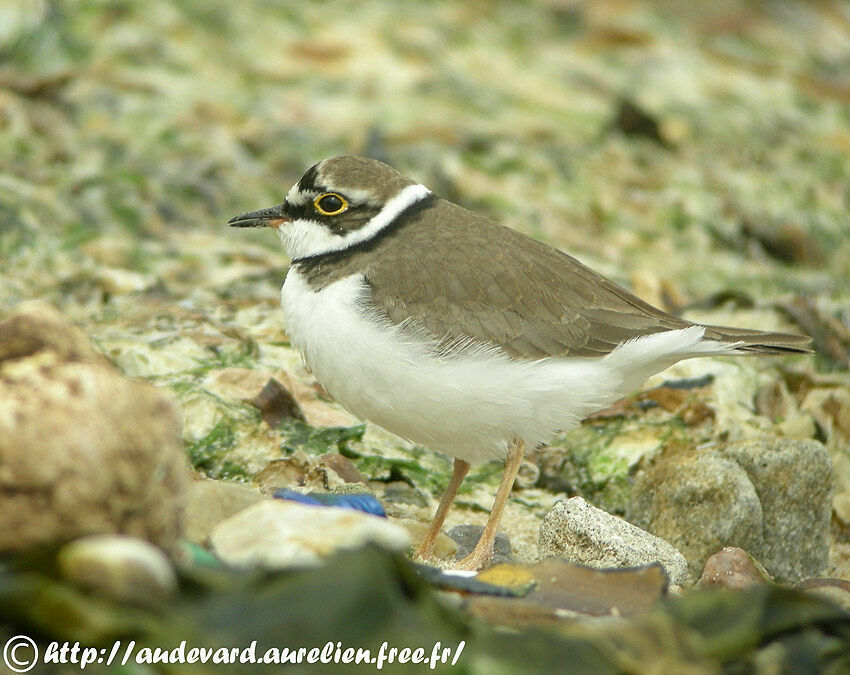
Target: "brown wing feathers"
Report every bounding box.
[299,196,811,359]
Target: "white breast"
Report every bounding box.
[281,269,736,464]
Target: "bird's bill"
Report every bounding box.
[227,204,290,228]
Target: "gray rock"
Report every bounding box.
[0,303,189,554]
[58,534,177,604]
[538,496,688,586]
[210,499,410,569]
[722,438,832,582]
[628,448,764,585]
[628,438,832,584]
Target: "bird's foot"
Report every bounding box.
[452,542,494,572]
[412,542,435,563]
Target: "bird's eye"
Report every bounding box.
[314,193,348,216]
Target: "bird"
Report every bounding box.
[229,155,811,570]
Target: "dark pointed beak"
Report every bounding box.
[227,203,290,228]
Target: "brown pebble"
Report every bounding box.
[248,378,306,426]
[320,453,369,484]
[699,547,771,590]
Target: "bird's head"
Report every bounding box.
[228,156,431,260]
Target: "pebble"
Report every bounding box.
[539,496,688,587]
[252,450,347,494]
[210,499,410,569]
[58,535,177,604]
[698,547,771,590]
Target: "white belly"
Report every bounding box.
[281,269,731,464]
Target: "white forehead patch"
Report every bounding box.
[285,183,307,206]
[277,183,432,261]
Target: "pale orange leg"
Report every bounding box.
[454,439,526,571]
[413,458,470,560]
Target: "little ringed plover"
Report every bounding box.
[229,155,811,570]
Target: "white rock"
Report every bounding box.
[58,535,177,604]
[538,496,688,586]
[210,499,410,569]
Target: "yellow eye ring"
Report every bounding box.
[313,193,348,216]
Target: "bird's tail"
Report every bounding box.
[702,324,812,355]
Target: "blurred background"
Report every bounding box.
[2,0,848,317]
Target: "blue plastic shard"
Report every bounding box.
[273,489,386,517]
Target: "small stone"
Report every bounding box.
[395,518,458,559]
[331,482,375,496]
[210,499,410,569]
[247,377,306,426]
[59,535,177,604]
[740,219,826,267]
[449,525,512,566]
[184,479,264,545]
[320,453,369,485]
[699,547,772,590]
[754,380,797,423]
[514,460,540,489]
[774,414,817,439]
[539,496,688,587]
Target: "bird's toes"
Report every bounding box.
[453,545,494,572]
